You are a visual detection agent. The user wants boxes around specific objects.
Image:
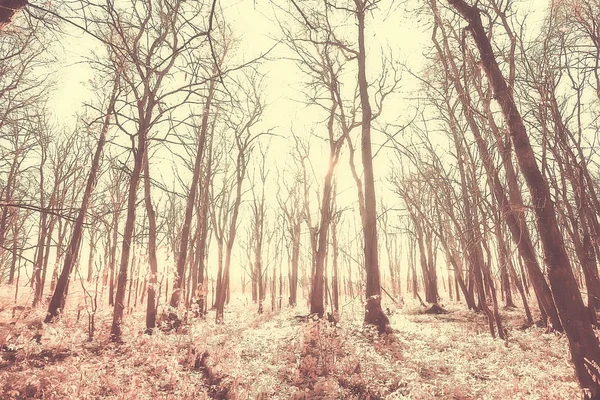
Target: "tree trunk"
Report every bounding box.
[110,122,146,341]
[355,0,388,333]
[45,82,117,322]
[33,145,48,307]
[143,144,159,333]
[331,216,340,313]
[169,76,215,309]
[310,145,339,317]
[195,161,211,316]
[86,227,96,282]
[289,225,300,306]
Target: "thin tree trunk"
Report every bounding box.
[143,147,159,333]
[86,227,96,282]
[331,216,340,313]
[45,82,118,322]
[169,75,216,309]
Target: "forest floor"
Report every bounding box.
[0,285,583,399]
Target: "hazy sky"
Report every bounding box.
[41,0,551,286]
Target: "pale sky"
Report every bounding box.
[41,0,551,293]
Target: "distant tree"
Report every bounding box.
[249,145,269,314]
[212,72,265,322]
[277,164,303,307]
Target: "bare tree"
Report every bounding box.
[77,0,210,342]
[446,0,600,395]
[212,72,265,322]
[277,164,303,307]
[44,77,118,321]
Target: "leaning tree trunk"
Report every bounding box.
[429,0,561,329]
[110,121,147,341]
[45,82,117,323]
[446,0,600,396]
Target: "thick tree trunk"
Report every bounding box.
[355,0,389,333]
[0,0,27,29]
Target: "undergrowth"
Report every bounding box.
[0,285,584,399]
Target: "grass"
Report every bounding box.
[0,285,583,399]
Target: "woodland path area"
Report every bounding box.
[0,286,580,399]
